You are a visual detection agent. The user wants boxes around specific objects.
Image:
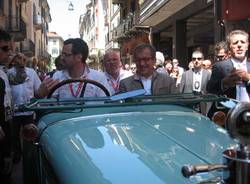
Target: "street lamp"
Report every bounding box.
[68,1,74,11]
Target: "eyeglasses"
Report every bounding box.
[61,52,73,57]
[135,57,153,63]
[192,57,202,61]
[0,46,11,52]
[105,61,120,66]
[216,55,225,61]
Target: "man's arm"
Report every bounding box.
[36,76,59,98]
[207,63,225,95]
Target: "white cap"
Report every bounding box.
[156,51,165,66]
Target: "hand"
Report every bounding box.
[222,68,244,87]
[37,76,59,97]
[0,126,5,141]
[21,123,39,142]
[234,69,250,82]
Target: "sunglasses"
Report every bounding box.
[0,46,11,52]
[192,57,202,61]
[216,55,225,60]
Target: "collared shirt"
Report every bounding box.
[192,69,202,92]
[140,76,152,95]
[52,66,111,98]
[231,58,249,102]
[105,69,132,95]
[8,67,41,116]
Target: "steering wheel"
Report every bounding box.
[47,79,110,98]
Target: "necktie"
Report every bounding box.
[236,63,249,102]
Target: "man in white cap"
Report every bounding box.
[155,51,167,74]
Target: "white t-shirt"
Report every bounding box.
[52,67,111,98]
[8,67,41,116]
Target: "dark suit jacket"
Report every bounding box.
[207,58,250,99]
[119,71,177,95]
[179,69,211,93]
[0,77,5,126]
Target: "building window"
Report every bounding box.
[52,48,58,55]
[53,39,57,45]
[0,0,3,15]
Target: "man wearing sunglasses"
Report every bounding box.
[180,50,211,115]
[214,41,230,62]
[0,29,13,183]
[207,30,250,102]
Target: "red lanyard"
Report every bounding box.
[69,82,83,97]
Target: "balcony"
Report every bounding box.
[21,39,35,57]
[112,0,123,4]
[112,21,128,42]
[33,14,43,30]
[8,16,27,42]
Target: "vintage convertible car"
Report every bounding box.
[18,79,250,184]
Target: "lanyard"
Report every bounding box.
[69,82,83,97]
[111,80,119,92]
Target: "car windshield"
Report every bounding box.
[17,91,229,113]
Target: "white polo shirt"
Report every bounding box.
[52,67,111,98]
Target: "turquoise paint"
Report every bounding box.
[38,104,236,184]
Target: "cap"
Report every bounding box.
[156,51,165,66]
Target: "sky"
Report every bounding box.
[47,0,89,40]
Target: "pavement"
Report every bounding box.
[11,160,23,184]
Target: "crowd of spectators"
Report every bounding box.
[0,28,249,183]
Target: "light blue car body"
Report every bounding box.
[36,103,236,184]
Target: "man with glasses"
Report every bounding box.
[0,29,12,183]
[119,43,176,95]
[207,30,250,102]
[180,50,211,94]
[180,50,211,114]
[38,38,110,98]
[103,49,132,95]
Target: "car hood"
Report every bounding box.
[39,105,236,184]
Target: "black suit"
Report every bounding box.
[207,58,250,119]
[0,77,12,182]
[0,77,5,126]
[207,58,250,99]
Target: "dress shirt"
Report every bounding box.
[141,76,152,95]
[231,58,249,102]
[192,69,202,92]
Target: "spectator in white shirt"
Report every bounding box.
[38,38,110,98]
[103,49,132,95]
[8,52,41,164]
